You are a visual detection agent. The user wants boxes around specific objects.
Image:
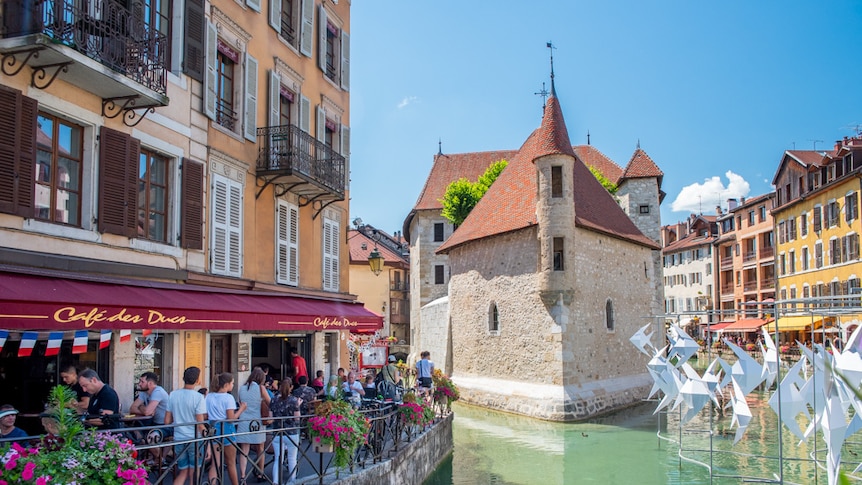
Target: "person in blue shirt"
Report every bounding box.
[0,405,28,445]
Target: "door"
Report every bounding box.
[210,335,232,380]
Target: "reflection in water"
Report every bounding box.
[425,393,861,485]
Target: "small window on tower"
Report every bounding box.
[551,166,563,198]
[553,237,564,271]
[639,205,650,214]
[433,222,444,242]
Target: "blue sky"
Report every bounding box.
[348,1,862,237]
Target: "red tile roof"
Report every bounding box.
[412,150,517,211]
[436,95,660,253]
[574,145,623,184]
[347,230,407,267]
[623,148,664,180]
[663,234,715,253]
[786,150,829,167]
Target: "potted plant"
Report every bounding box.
[307,400,370,471]
[397,401,435,430]
[431,370,460,413]
[0,386,146,485]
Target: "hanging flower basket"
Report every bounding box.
[307,400,370,470]
[312,436,333,453]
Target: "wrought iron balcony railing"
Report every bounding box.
[1,0,168,95]
[256,124,346,199]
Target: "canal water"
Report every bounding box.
[424,394,851,485]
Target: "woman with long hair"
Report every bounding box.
[206,372,247,485]
[237,367,271,482]
[269,378,302,484]
[324,374,340,399]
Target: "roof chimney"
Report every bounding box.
[740,196,746,205]
[716,205,723,216]
[727,198,738,210]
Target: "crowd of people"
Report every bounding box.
[0,350,438,485]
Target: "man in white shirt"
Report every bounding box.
[341,371,365,406]
[130,372,169,426]
[165,367,207,485]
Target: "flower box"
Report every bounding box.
[313,436,333,453]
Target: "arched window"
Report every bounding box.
[489,302,500,334]
[605,299,615,331]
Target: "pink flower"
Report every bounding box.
[5,458,17,471]
[22,461,37,480]
[36,477,50,485]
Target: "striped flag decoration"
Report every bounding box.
[142,329,153,337]
[0,330,7,353]
[72,330,88,354]
[45,332,64,357]
[18,332,37,357]
[99,330,111,349]
[119,330,132,343]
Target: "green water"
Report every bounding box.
[425,395,859,485]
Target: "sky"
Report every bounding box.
[348,1,862,237]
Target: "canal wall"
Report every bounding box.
[324,413,453,485]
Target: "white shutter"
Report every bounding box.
[269,0,281,31]
[276,200,299,285]
[340,30,349,90]
[211,176,228,274]
[322,217,339,292]
[316,105,325,142]
[317,4,327,71]
[227,181,243,276]
[299,0,313,57]
[339,124,349,157]
[244,54,258,141]
[268,70,280,127]
[246,0,261,13]
[299,94,310,133]
[204,21,217,120]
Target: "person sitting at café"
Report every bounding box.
[0,405,28,445]
[60,365,90,414]
[363,374,376,396]
[129,372,169,429]
[324,375,340,400]
[78,369,121,430]
[292,375,317,415]
[341,371,365,406]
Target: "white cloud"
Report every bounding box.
[670,171,751,214]
[397,96,418,109]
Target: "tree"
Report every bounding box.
[440,160,508,226]
[588,165,618,194]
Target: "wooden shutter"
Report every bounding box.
[322,217,338,291]
[244,53,259,141]
[268,70,281,127]
[299,94,310,133]
[246,0,261,13]
[227,181,242,275]
[299,0,313,57]
[181,158,204,249]
[276,200,299,286]
[0,86,36,217]
[269,0,281,32]
[211,174,242,276]
[204,20,218,120]
[183,0,205,82]
[339,124,349,157]
[317,4,327,71]
[316,105,325,142]
[340,30,349,90]
[98,126,139,237]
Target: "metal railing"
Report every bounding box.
[7,400,447,485]
[1,0,168,95]
[257,124,346,196]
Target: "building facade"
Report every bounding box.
[0,0,378,419]
[661,214,717,333]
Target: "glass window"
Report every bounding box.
[605,300,614,331]
[553,237,564,271]
[216,51,236,130]
[551,166,563,198]
[434,265,444,285]
[138,149,169,242]
[434,223,444,242]
[489,303,499,333]
[35,113,83,226]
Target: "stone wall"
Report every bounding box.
[418,296,452,375]
[408,210,452,355]
[330,414,453,485]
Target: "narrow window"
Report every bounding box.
[216,50,237,130]
[280,0,297,45]
[279,89,294,127]
[605,300,615,331]
[434,265,445,285]
[36,113,83,226]
[433,222,444,242]
[553,237,564,271]
[489,302,500,334]
[846,193,858,222]
[138,149,169,242]
[325,22,338,81]
[551,166,563,198]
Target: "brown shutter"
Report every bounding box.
[98,126,138,237]
[181,157,204,249]
[183,0,205,82]
[0,85,36,217]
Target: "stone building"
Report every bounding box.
[405,86,664,420]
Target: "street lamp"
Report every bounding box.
[367,230,384,276]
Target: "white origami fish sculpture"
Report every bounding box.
[729,378,752,444]
[723,339,766,395]
[769,356,812,441]
[821,375,847,485]
[759,328,780,389]
[630,322,656,356]
[667,324,699,367]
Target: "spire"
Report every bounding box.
[587,130,591,145]
[438,138,442,156]
[637,139,641,149]
[546,41,556,96]
[532,93,575,159]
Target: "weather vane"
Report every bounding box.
[547,41,556,94]
[534,82,549,110]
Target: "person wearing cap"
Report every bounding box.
[382,355,401,385]
[0,404,28,445]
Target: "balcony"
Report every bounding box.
[0,0,168,122]
[742,250,756,263]
[760,246,774,259]
[743,281,758,292]
[256,124,346,205]
[720,256,733,270]
[720,284,734,295]
[390,281,409,292]
[760,279,775,289]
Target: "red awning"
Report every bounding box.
[703,321,733,332]
[721,318,772,333]
[0,271,382,333]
